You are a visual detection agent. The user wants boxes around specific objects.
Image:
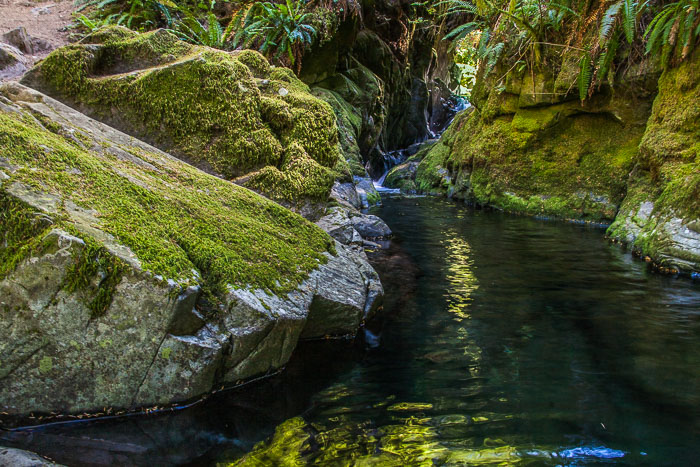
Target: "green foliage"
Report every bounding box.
[645,0,700,66]
[232,0,317,72]
[578,50,592,101]
[75,0,179,30]
[440,0,578,80]
[169,11,235,48]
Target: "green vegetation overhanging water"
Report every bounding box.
[5,196,699,466]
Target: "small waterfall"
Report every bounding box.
[373,169,400,193]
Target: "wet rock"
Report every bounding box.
[349,213,392,238]
[0,446,64,466]
[355,177,381,208]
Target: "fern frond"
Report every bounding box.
[578,51,592,101]
[600,2,622,43]
[622,0,638,43]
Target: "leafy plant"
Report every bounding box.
[645,0,700,65]
[439,0,578,79]
[75,14,113,31]
[75,0,178,30]
[170,11,235,48]
[232,0,317,73]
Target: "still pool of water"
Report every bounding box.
[3,196,699,465]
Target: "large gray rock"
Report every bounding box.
[0,447,64,466]
[0,83,382,416]
[350,213,392,238]
[316,207,363,245]
[0,43,27,81]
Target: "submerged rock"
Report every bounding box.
[0,83,381,417]
[20,27,349,212]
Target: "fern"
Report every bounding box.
[596,33,620,84]
[622,0,638,43]
[578,51,593,101]
[600,2,622,43]
[229,0,317,72]
[444,21,481,41]
[644,0,699,65]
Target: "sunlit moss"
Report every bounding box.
[0,98,334,304]
[22,28,341,205]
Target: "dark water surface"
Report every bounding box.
[4,196,699,465]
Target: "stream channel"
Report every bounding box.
[3,195,699,466]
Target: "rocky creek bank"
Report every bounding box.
[1,32,388,418]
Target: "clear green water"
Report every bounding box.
[5,196,699,465]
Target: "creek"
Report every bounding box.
[3,196,699,466]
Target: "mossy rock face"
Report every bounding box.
[0,83,382,416]
[418,103,644,220]
[20,27,342,210]
[417,35,661,221]
[607,51,700,273]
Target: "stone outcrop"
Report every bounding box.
[0,82,382,417]
[300,0,460,178]
[0,27,54,82]
[416,54,656,221]
[414,30,698,273]
[19,27,350,215]
[0,446,64,466]
[607,50,700,272]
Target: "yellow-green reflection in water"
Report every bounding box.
[230,415,523,466]
[441,228,478,322]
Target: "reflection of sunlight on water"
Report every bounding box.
[442,229,479,321]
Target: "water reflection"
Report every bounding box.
[442,228,479,321]
[4,197,699,466]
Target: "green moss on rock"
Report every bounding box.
[417,102,644,221]
[0,92,335,303]
[606,50,700,272]
[0,193,55,280]
[21,28,341,207]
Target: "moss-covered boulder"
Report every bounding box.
[417,64,654,221]
[0,83,381,417]
[20,27,345,214]
[607,51,700,273]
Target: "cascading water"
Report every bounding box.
[372,95,470,191]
